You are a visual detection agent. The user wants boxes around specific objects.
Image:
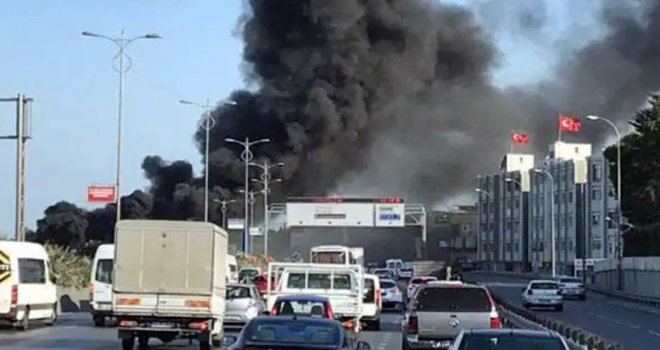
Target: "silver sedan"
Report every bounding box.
[224,283,266,329]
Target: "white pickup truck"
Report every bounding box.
[265,262,364,332]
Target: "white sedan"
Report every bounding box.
[521,280,564,311]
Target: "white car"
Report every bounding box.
[0,241,58,330]
[89,244,114,327]
[522,280,564,311]
[379,278,403,311]
[406,276,438,299]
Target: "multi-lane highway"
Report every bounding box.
[0,311,404,350]
[469,272,660,350]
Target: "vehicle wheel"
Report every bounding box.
[44,304,57,326]
[401,336,412,350]
[121,338,135,350]
[579,295,586,301]
[17,308,29,331]
[522,302,529,309]
[556,305,564,311]
[93,315,106,327]
[200,340,211,350]
[137,334,149,350]
[371,319,380,331]
[212,335,222,348]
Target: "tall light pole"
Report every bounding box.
[213,198,236,229]
[474,188,491,266]
[586,115,623,288]
[82,30,161,224]
[180,99,237,222]
[225,137,270,252]
[251,161,284,257]
[534,168,556,277]
[239,189,262,253]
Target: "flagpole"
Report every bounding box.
[510,130,514,153]
[558,115,562,142]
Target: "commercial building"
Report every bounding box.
[477,141,620,275]
[427,205,477,264]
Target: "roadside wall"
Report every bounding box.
[593,257,660,298]
[57,287,89,313]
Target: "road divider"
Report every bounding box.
[463,277,625,350]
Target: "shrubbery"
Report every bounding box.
[45,243,92,289]
[235,252,273,271]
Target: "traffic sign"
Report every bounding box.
[87,185,116,203]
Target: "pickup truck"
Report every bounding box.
[112,220,228,350]
[265,262,364,332]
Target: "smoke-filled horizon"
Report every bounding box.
[129,0,660,221]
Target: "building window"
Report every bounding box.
[592,188,602,200]
[514,241,520,252]
[592,163,602,182]
[568,192,573,203]
[567,215,573,227]
[592,212,600,226]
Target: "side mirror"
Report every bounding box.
[356,341,371,350]
[221,335,237,347]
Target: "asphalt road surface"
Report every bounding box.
[0,311,405,350]
[469,272,660,350]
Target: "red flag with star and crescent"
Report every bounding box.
[558,114,581,132]
[511,132,529,144]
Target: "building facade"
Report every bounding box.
[427,206,477,264]
[477,142,619,275]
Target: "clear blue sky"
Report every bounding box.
[0,0,583,236]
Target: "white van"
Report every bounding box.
[89,244,114,327]
[227,255,238,283]
[361,273,382,330]
[0,241,58,330]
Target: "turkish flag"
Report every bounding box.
[559,115,581,132]
[511,132,529,144]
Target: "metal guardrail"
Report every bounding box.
[463,277,625,350]
[471,270,660,309]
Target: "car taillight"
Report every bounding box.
[406,316,418,334]
[10,285,18,305]
[270,304,278,315]
[324,303,334,319]
[393,288,400,294]
[88,283,94,300]
[375,289,381,305]
[489,309,501,328]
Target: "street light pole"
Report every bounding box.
[534,168,556,277]
[225,137,270,252]
[213,198,236,229]
[82,30,161,224]
[251,161,284,257]
[239,189,262,253]
[586,115,623,289]
[180,99,237,222]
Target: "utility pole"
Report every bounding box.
[250,161,284,257]
[214,199,237,229]
[0,94,33,241]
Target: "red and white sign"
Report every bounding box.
[87,185,116,203]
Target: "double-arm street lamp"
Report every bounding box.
[225,137,270,252]
[533,168,557,277]
[238,189,263,253]
[82,30,161,224]
[213,198,237,229]
[179,99,237,222]
[250,161,284,257]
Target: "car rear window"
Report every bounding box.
[458,334,566,350]
[531,282,559,290]
[244,319,339,346]
[414,287,491,312]
[559,278,581,283]
[363,278,375,303]
[411,277,437,285]
[95,259,113,284]
[275,299,327,316]
[381,280,397,289]
[286,272,352,290]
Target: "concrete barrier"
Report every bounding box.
[57,287,89,313]
[594,257,660,299]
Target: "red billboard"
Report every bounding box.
[87,185,116,203]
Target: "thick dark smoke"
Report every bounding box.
[33,0,660,241]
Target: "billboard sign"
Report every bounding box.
[286,200,374,227]
[249,227,262,236]
[87,185,116,203]
[227,218,245,230]
[375,203,405,227]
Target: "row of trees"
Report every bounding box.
[605,94,660,256]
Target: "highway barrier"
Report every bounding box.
[463,277,625,350]
[471,270,660,309]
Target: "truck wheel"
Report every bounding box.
[44,304,57,326]
[200,340,211,350]
[371,319,380,331]
[121,338,135,350]
[93,315,106,327]
[137,335,149,350]
[211,335,222,347]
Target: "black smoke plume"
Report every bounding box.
[34,0,660,240]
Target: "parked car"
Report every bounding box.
[522,280,564,311]
[224,283,266,329]
[402,282,500,349]
[221,316,372,350]
[269,294,334,319]
[380,278,404,311]
[449,329,570,350]
[557,276,586,300]
[406,276,438,299]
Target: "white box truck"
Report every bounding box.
[112,220,227,350]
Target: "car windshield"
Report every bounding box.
[275,300,327,316]
[531,282,559,290]
[458,334,566,350]
[243,319,339,346]
[381,280,397,289]
[239,269,259,279]
[414,287,491,312]
[95,259,113,284]
[411,277,437,285]
[227,286,251,299]
[559,278,581,283]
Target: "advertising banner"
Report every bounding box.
[87,185,116,203]
[227,218,245,230]
[286,202,374,227]
[374,203,405,227]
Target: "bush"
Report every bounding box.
[236,252,274,271]
[45,243,92,289]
